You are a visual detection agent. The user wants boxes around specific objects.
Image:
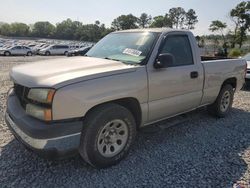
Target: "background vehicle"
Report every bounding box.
[5,29,246,168]
[67,46,92,56]
[0,45,33,56]
[243,53,250,84]
[39,45,70,55]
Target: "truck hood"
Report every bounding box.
[10,57,136,88]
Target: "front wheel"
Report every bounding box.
[207,84,234,117]
[4,51,11,56]
[79,103,136,168]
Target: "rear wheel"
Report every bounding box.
[64,51,68,56]
[4,51,11,56]
[207,84,234,117]
[79,103,136,168]
[27,51,32,56]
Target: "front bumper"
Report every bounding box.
[5,94,83,159]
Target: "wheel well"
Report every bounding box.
[85,98,142,129]
[222,77,237,89]
[113,98,142,129]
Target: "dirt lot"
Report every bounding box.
[0,56,250,187]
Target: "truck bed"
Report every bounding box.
[201,56,234,61]
[200,58,246,105]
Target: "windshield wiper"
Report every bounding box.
[104,57,135,65]
[104,57,121,62]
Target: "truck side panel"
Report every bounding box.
[201,59,246,105]
[52,67,148,123]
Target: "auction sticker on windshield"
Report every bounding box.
[123,48,142,57]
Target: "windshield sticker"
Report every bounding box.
[123,48,142,57]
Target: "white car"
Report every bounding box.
[39,45,70,56]
[243,53,250,82]
[0,46,33,56]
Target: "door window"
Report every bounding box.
[160,35,194,66]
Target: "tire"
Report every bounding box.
[207,84,234,118]
[4,51,11,56]
[27,51,32,56]
[45,51,50,56]
[64,51,68,56]
[79,103,136,168]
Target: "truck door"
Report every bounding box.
[147,33,203,122]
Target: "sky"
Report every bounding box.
[0,0,244,35]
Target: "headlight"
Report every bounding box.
[26,104,52,121]
[28,88,55,104]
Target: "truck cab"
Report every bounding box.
[5,28,246,168]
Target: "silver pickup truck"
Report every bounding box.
[5,28,247,168]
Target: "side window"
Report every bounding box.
[160,35,194,66]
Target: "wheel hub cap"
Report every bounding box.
[97,119,128,158]
[220,91,230,112]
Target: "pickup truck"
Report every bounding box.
[5,28,247,168]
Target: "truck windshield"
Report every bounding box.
[243,53,250,61]
[86,32,158,64]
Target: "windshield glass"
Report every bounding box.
[86,32,158,64]
[243,53,250,61]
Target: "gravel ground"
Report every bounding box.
[0,56,250,187]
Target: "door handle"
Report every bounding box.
[190,71,198,79]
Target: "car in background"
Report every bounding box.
[67,46,92,56]
[31,44,48,55]
[39,44,70,56]
[0,46,33,56]
[243,53,250,84]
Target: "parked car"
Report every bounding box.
[0,45,33,56]
[39,45,70,55]
[243,53,250,84]
[5,29,247,168]
[67,46,92,56]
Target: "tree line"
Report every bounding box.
[0,7,197,42]
[0,1,249,48]
[198,1,250,50]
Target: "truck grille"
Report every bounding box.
[247,69,250,74]
[14,84,30,109]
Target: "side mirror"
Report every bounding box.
[154,53,174,69]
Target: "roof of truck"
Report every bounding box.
[114,28,191,34]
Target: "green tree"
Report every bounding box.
[76,21,111,42]
[185,9,198,29]
[168,7,186,29]
[0,23,11,36]
[55,19,82,39]
[9,23,30,37]
[32,21,55,38]
[111,14,138,30]
[138,13,152,28]
[230,1,250,48]
[150,14,172,28]
[209,20,227,45]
